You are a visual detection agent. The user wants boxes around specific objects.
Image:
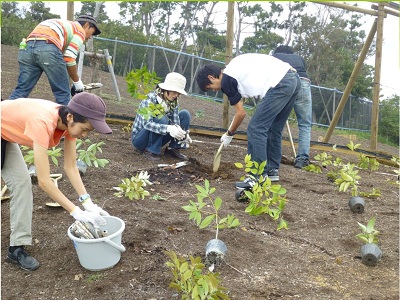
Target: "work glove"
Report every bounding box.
[82,198,110,216]
[178,130,193,148]
[221,133,233,147]
[70,206,106,228]
[73,79,84,93]
[167,125,186,140]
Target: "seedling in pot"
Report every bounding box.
[235,154,288,230]
[182,179,240,270]
[164,250,229,299]
[356,217,382,266]
[334,163,365,213]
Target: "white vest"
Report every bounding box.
[223,53,291,98]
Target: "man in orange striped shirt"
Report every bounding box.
[9,15,101,105]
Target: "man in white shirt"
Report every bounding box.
[196,53,300,186]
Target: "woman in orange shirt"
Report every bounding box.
[1,92,112,271]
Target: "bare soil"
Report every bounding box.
[1,44,399,300]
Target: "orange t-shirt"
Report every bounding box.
[1,99,74,149]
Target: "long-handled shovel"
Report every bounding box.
[46,174,63,207]
[213,142,224,173]
[286,120,297,158]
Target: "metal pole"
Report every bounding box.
[77,44,85,78]
[112,37,118,67]
[103,49,121,101]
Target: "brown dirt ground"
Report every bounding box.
[1,44,399,300]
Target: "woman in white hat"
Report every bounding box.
[131,72,192,161]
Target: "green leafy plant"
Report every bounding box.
[314,152,333,168]
[122,123,132,133]
[165,250,229,300]
[20,145,62,167]
[195,110,205,118]
[125,65,161,100]
[152,193,166,201]
[235,154,288,230]
[76,139,109,168]
[357,154,379,172]
[390,155,400,186]
[113,171,152,200]
[334,163,361,196]
[86,274,103,283]
[359,188,381,199]
[137,102,167,120]
[182,180,240,239]
[356,217,379,244]
[303,164,322,173]
[347,140,361,151]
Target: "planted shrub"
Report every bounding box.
[235,154,288,230]
[113,171,152,200]
[165,250,229,300]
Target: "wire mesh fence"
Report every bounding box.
[92,37,375,132]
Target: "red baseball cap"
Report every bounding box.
[68,92,112,134]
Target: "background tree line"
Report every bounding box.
[1,1,398,144]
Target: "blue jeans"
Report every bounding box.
[247,70,300,174]
[132,110,191,155]
[294,79,312,160]
[9,40,71,105]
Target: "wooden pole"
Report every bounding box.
[222,2,234,129]
[67,2,74,21]
[370,3,385,150]
[314,2,378,16]
[322,20,377,143]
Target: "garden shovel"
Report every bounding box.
[46,174,63,207]
[212,142,224,173]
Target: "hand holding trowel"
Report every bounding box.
[213,142,224,173]
[213,131,234,173]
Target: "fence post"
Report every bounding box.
[113,37,118,67]
[77,44,85,78]
[103,49,121,101]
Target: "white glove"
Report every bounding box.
[70,206,106,228]
[221,133,233,147]
[73,79,84,92]
[167,125,186,140]
[82,198,110,216]
[178,131,193,148]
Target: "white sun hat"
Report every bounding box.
[158,72,187,95]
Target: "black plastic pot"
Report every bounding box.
[360,243,382,266]
[76,159,87,177]
[205,239,227,267]
[348,196,365,213]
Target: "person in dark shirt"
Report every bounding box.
[273,45,312,168]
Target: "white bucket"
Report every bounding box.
[67,216,126,271]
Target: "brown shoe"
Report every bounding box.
[164,147,188,160]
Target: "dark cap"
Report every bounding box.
[75,15,101,36]
[68,92,112,134]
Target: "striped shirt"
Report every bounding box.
[131,91,180,139]
[27,19,86,67]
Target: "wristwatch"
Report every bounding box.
[227,130,235,136]
[78,194,91,203]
